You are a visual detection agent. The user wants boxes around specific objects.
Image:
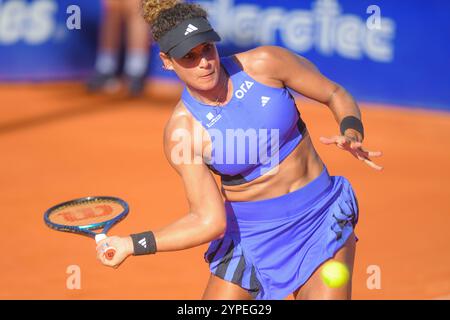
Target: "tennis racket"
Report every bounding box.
[44,196,129,260]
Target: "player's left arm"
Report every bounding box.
[248,46,383,170]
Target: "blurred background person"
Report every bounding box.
[87,0,152,96]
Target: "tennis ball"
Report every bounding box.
[320,260,350,288]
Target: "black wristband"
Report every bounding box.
[130,231,157,255]
[340,116,364,140]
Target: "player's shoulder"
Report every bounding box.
[163,100,198,145]
[234,45,293,77]
[163,101,206,169]
[239,45,289,59]
[236,46,291,67]
[165,100,192,129]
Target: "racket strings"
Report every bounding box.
[48,199,125,227]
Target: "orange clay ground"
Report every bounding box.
[0,81,449,300]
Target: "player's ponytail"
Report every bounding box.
[141,0,209,41]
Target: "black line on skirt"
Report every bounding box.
[231,255,246,285]
[215,240,236,278]
[206,238,225,263]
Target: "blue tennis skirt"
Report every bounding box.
[204,166,359,300]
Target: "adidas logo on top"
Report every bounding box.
[184,24,198,35]
[261,96,271,107]
[138,238,147,248]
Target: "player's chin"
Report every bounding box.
[195,75,218,91]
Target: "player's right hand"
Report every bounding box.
[96,236,134,268]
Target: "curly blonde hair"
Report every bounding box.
[142,0,208,41]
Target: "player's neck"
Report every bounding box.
[187,66,230,106]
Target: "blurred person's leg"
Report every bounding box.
[123,0,152,96]
[87,0,123,92]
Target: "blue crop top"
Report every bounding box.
[181,55,306,186]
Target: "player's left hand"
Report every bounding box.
[319,135,383,171]
[96,236,134,268]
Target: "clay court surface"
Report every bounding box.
[1,81,449,300]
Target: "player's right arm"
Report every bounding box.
[151,102,227,252]
[95,102,226,267]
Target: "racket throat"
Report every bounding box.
[95,233,107,243]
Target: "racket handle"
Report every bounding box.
[95,234,108,243]
[95,234,116,260]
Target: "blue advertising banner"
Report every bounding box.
[0,0,99,80]
[0,0,449,110]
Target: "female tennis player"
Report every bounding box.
[96,0,383,300]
